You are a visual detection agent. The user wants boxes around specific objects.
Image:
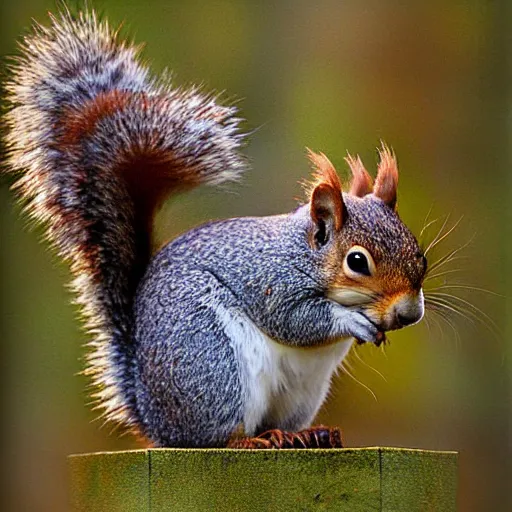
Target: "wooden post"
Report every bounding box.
[69,447,457,511]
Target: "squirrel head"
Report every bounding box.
[305,144,426,334]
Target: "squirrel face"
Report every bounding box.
[306,145,426,335]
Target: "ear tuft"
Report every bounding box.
[305,148,343,197]
[346,153,373,197]
[374,142,398,209]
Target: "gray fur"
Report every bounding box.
[133,199,419,446]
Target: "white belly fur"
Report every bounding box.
[216,304,353,435]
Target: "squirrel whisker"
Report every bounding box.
[426,283,503,298]
[426,292,501,336]
[422,214,451,253]
[351,347,388,383]
[425,236,474,277]
[423,312,447,344]
[424,293,500,340]
[423,215,464,257]
[418,204,435,241]
[340,358,378,402]
[424,268,463,282]
[425,307,462,348]
[419,217,443,245]
[424,297,477,328]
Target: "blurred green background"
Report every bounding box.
[0,1,509,511]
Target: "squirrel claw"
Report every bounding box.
[227,425,344,449]
[375,331,387,347]
[357,331,387,347]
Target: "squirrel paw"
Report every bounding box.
[356,330,387,347]
[227,425,344,449]
[333,307,380,343]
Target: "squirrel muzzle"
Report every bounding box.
[394,291,425,327]
[357,289,425,334]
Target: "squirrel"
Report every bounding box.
[4,6,426,449]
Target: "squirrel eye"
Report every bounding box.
[343,246,375,278]
[346,252,370,276]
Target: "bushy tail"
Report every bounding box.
[4,6,246,430]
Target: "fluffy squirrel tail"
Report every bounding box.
[4,6,246,430]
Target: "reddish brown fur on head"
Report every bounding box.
[306,149,342,197]
[305,143,399,208]
[346,154,373,197]
[306,145,400,245]
[374,142,398,209]
[306,145,424,334]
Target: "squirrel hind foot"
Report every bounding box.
[227,425,344,449]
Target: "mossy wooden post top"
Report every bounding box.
[69,447,458,511]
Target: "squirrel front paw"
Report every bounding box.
[332,307,380,344]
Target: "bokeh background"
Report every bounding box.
[0,1,510,510]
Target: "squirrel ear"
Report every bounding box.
[310,183,344,246]
[346,153,373,197]
[306,149,344,245]
[374,142,398,209]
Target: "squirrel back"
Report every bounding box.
[4,7,246,429]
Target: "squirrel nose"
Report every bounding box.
[396,311,421,327]
[392,291,424,329]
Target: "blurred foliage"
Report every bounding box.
[0,1,509,511]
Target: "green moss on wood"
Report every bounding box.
[69,450,149,512]
[69,447,457,511]
[380,448,458,512]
